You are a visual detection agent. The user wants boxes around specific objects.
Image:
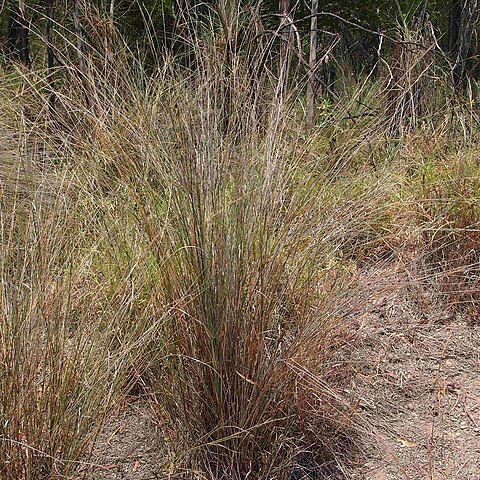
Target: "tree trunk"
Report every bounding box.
[109,0,115,30]
[5,8,20,60]
[449,0,462,55]
[450,0,478,88]
[6,3,30,65]
[73,0,87,77]
[278,0,293,100]
[72,0,90,106]
[306,0,319,131]
[46,0,55,110]
[18,0,30,66]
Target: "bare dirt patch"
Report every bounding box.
[79,400,165,480]
[350,266,480,480]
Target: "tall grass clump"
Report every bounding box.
[128,29,356,480]
[0,72,168,477]
[0,172,111,478]
[409,146,480,312]
[32,12,360,477]
[154,84,341,478]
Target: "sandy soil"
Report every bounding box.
[79,401,166,480]
[349,268,480,480]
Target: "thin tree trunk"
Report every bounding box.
[451,0,478,87]
[449,0,461,55]
[306,0,318,131]
[109,0,115,30]
[46,0,55,111]
[454,0,478,85]
[278,0,293,100]
[72,0,90,105]
[73,0,87,77]
[18,1,30,66]
[411,0,428,121]
[6,8,20,61]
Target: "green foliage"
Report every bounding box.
[415,152,480,257]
